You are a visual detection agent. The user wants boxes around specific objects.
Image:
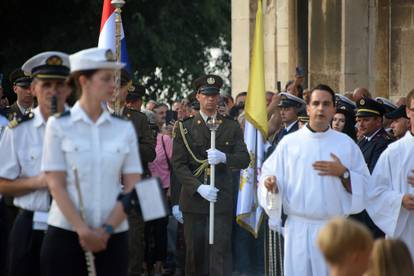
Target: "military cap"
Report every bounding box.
[336,103,355,116]
[193,74,223,95]
[70,48,124,73]
[375,97,397,113]
[126,84,146,102]
[9,68,32,87]
[356,97,386,117]
[278,92,306,108]
[385,105,407,120]
[335,93,356,111]
[22,51,70,79]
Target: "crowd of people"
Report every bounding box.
[0,50,414,276]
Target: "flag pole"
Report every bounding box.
[111,0,125,115]
[207,118,219,244]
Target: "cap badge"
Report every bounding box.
[360,99,365,105]
[105,49,115,61]
[207,77,215,85]
[340,106,346,110]
[377,99,383,104]
[46,56,63,66]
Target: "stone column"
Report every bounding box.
[389,0,414,100]
[231,0,251,96]
[340,0,369,93]
[369,0,390,98]
[308,0,342,90]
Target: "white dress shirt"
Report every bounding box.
[0,106,50,211]
[41,102,143,233]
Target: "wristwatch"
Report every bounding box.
[341,169,350,180]
[102,223,114,235]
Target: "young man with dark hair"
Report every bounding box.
[259,84,369,276]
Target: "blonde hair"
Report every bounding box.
[317,217,373,265]
[367,239,414,276]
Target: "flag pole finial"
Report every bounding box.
[111,0,125,115]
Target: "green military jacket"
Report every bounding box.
[123,108,156,172]
[172,112,250,214]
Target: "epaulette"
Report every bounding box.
[54,110,71,119]
[220,114,235,121]
[111,113,128,121]
[183,115,194,122]
[8,112,34,128]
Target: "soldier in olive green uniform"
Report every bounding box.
[7,69,34,120]
[107,71,156,276]
[172,74,250,276]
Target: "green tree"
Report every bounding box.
[0,0,230,103]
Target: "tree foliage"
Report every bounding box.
[0,0,230,102]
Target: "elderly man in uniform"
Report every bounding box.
[0,51,71,276]
[7,69,34,120]
[352,98,393,238]
[172,74,250,276]
[125,85,145,112]
[106,70,156,276]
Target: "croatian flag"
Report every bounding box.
[98,0,131,72]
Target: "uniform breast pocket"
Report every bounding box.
[18,146,42,174]
[102,143,130,173]
[61,139,91,172]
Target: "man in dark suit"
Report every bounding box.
[7,68,34,120]
[352,97,393,238]
[266,92,306,158]
[172,74,250,276]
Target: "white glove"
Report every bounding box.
[268,217,284,235]
[172,205,183,224]
[197,184,219,202]
[207,149,227,165]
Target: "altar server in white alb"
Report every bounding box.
[40,48,143,276]
[258,84,370,276]
[366,89,414,260]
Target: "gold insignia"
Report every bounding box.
[197,120,201,124]
[340,106,346,110]
[207,77,215,85]
[28,113,34,118]
[218,119,223,124]
[127,113,131,118]
[360,99,365,105]
[225,141,229,145]
[105,49,115,61]
[8,119,18,128]
[46,55,63,66]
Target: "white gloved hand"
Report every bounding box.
[268,217,284,235]
[172,205,183,224]
[197,184,219,202]
[207,149,227,165]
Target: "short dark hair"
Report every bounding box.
[309,84,336,106]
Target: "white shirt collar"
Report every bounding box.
[285,120,298,132]
[199,110,217,122]
[71,101,111,125]
[32,107,46,128]
[365,128,382,141]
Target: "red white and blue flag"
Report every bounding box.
[98,0,131,72]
